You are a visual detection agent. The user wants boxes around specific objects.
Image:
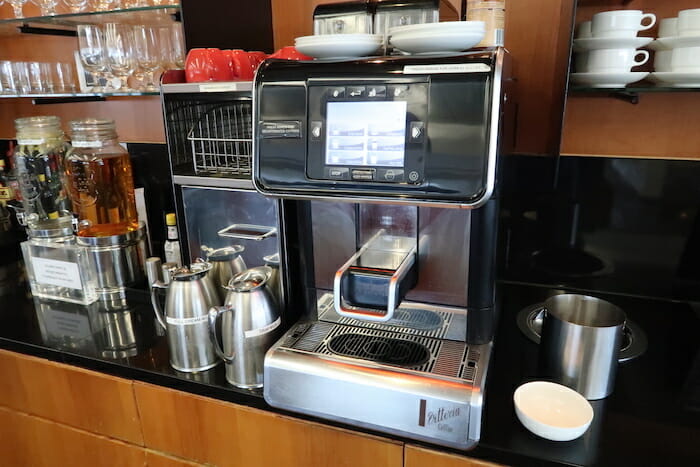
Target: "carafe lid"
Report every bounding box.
[203,245,245,261]
[226,266,272,292]
[172,261,213,281]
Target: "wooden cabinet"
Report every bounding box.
[0,349,143,444]
[405,444,504,467]
[133,381,404,467]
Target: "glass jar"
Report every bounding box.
[13,116,73,236]
[65,119,139,237]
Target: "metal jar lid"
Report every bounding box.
[226,266,272,292]
[76,222,146,247]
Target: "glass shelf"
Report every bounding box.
[570,85,700,93]
[0,5,179,35]
[0,91,159,101]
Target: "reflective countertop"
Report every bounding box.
[0,283,698,466]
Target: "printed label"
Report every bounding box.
[0,187,13,200]
[199,83,241,93]
[43,309,91,340]
[32,257,83,290]
[165,315,209,326]
[71,140,103,148]
[402,63,491,75]
[17,138,45,145]
[245,317,281,338]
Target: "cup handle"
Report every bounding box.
[209,306,235,363]
[639,13,656,31]
[634,50,650,67]
[150,281,168,330]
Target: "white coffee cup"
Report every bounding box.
[654,50,673,72]
[671,46,700,72]
[592,10,656,38]
[678,9,700,37]
[574,52,589,73]
[586,48,650,73]
[577,21,592,39]
[658,18,678,38]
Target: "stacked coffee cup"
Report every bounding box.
[571,10,656,88]
[649,9,700,87]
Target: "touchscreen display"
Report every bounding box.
[325,101,407,167]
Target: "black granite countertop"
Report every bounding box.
[1,283,699,466]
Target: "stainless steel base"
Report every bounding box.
[264,318,491,450]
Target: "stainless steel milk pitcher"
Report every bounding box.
[151,262,220,372]
[208,266,281,388]
[201,245,247,302]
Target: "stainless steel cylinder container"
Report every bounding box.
[540,294,626,400]
[76,222,147,299]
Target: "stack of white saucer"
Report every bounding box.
[649,9,700,87]
[388,21,485,55]
[294,34,383,59]
[571,10,655,88]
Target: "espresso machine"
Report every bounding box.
[254,49,512,449]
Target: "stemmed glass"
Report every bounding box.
[132,25,160,92]
[122,0,146,7]
[77,24,108,93]
[170,22,185,69]
[63,0,88,13]
[31,0,59,16]
[7,0,28,18]
[104,23,135,91]
[89,0,119,11]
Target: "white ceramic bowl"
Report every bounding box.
[513,381,594,442]
[390,31,485,54]
[295,40,382,59]
[389,21,485,36]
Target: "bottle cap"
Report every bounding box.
[166,213,177,226]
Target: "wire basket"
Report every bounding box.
[187,101,253,176]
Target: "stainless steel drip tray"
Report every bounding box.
[316,292,468,341]
[264,320,492,450]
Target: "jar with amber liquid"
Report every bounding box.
[13,116,73,236]
[65,119,139,237]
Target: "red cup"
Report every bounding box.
[269,46,312,61]
[221,49,236,76]
[247,51,268,73]
[208,48,234,81]
[229,49,254,80]
[185,48,213,82]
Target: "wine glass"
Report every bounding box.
[104,23,135,91]
[77,24,108,93]
[89,0,118,11]
[132,25,160,92]
[7,0,28,18]
[31,0,59,16]
[63,0,87,13]
[122,0,145,7]
[170,22,185,69]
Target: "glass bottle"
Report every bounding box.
[65,119,139,237]
[13,116,73,234]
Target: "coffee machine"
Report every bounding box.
[254,49,512,449]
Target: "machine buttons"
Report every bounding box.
[310,121,323,139]
[409,121,425,143]
[347,86,366,97]
[326,167,350,180]
[376,169,404,183]
[351,168,375,181]
[389,85,409,97]
[329,87,345,98]
[408,171,420,183]
[367,85,386,97]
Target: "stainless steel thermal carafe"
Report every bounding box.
[151,262,220,372]
[202,245,247,302]
[540,294,626,400]
[208,266,281,388]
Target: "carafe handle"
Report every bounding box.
[150,280,168,330]
[209,306,235,363]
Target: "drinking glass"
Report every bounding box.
[149,0,167,5]
[132,25,160,91]
[90,0,118,11]
[155,24,173,69]
[31,0,59,16]
[104,23,135,91]
[0,61,18,95]
[54,62,77,93]
[7,0,28,18]
[77,24,108,92]
[14,62,31,94]
[123,0,146,7]
[170,22,185,68]
[63,0,88,13]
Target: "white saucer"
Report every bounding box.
[295,34,383,44]
[390,31,485,54]
[651,35,700,50]
[295,34,383,59]
[650,71,700,87]
[389,21,485,36]
[570,71,649,88]
[573,36,653,51]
